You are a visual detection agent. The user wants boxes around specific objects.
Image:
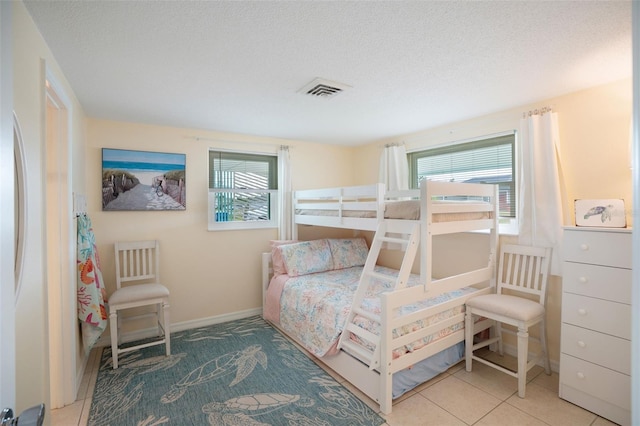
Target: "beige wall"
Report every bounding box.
[354,78,633,367]
[13,0,633,410]
[356,78,633,224]
[13,1,87,417]
[87,119,356,327]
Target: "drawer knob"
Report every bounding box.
[579,277,588,284]
[577,372,585,380]
[578,308,587,316]
[580,243,589,251]
[577,341,586,348]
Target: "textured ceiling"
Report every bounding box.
[24,1,632,146]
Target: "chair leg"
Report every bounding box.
[157,302,164,337]
[109,309,119,369]
[465,309,474,372]
[163,299,171,357]
[496,321,504,356]
[517,326,529,398]
[540,319,551,375]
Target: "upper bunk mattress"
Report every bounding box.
[295,199,492,221]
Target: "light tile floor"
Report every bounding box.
[50,347,101,426]
[51,347,618,426]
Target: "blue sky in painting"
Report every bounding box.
[103,148,185,166]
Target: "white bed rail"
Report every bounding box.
[420,180,499,292]
[293,183,386,232]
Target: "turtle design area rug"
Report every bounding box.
[88,316,385,426]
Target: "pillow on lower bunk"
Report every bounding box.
[270,240,297,276]
[328,238,369,269]
[279,239,334,277]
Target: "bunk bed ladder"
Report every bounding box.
[337,219,421,370]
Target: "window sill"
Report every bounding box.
[208,221,278,231]
[499,219,519,236]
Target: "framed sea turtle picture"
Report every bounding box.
[574,199,626,228]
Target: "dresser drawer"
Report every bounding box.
[563,262,631,303]
[564,229,631,268]
[562,293,631,340]
[560,353,630,411]
[561,323,630,375]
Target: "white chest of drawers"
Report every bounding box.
[559,227,631,425]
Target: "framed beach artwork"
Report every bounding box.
[102,148,186,211]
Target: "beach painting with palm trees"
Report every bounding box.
[102,148,186,211]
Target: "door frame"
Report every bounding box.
[44,67,77,408]
[0,0,16,412]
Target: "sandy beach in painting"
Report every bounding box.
[130,171,164,186]
[102,170,185,211]
[103,182,184,211]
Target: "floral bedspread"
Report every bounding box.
[279,265,476,358]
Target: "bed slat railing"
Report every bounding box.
[426,180,497,198]
[294,201,379,212]
[392,312,465,350]
[292,184,386,236]
[430,218,496,236]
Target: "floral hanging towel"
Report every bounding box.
[77,214,107,354]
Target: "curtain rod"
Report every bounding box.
[383,142,405,148]
[183,135,289,150]
[522,106,553,118]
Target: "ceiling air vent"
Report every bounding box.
[298,78,351,99]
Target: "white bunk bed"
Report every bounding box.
[262,180,499,414]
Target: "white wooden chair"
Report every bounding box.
[109,240,170,369]
[465,244,552,397]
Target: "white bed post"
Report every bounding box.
[490,184,499,287]
[376,182,385,220]
[261,252,272,317]
[379,292,393,414]
[291,189,298,240]
[420,180,430,289]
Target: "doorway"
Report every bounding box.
[45,74,76,408]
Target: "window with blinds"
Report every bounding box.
[408,134,516,219]
[208,150,278,230]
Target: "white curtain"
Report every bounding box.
[379,144,409,191]
[278,145,293,240]
[518,111,566,275]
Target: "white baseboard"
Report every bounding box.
[95,307,263,348]
[171,307,263,333]
[95,309,559,374]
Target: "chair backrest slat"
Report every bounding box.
[142,248,148,276]
[115,240,160,289]
[497,244,551,305]
[505,253,514,288]
[521,254,531,289]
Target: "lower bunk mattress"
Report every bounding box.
[264,265,473,398]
